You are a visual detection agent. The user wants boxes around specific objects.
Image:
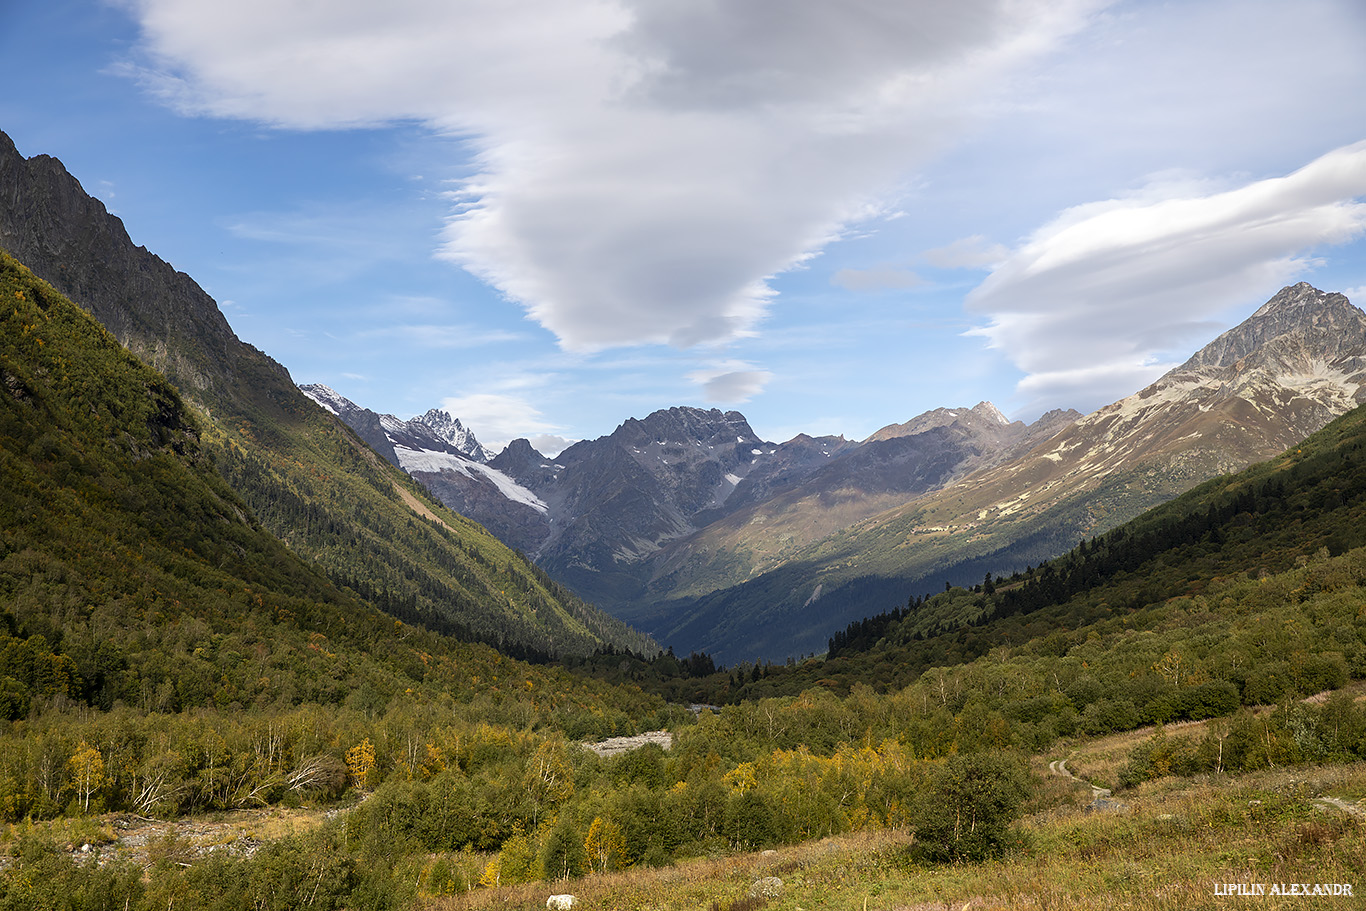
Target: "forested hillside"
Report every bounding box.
[0,251,665,726]
[0,129,652,659]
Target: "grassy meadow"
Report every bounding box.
[428,745,1366,911]
[7,722,1362,911]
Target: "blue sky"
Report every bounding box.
[4,0,1366,455]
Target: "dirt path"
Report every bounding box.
[1049,756,1117,804]
[1312,796,1366,819]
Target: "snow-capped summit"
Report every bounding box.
[299,383,549,551]
[298,383,356,417]
[299,385,492,465]
[412,409,490,463]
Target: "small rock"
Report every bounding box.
[750,877,783,899]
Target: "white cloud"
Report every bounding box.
[118,0,1105,352]
[438,392,567,454]
[967,140,1366,413]
[831,267,924,292]
[686,361,773,403]
[922,235,1009,269]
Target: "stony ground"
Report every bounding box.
[582,729,673,757]
[23,805,335,872]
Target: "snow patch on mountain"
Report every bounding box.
[299,383,349,416]
[394,446,548,513]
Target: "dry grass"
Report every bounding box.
[1048,720,1213,790]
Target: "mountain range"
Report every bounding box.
[313,281,1366,662]
[306,386,1080,613]
[638,282,1366,660]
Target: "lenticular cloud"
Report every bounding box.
[121,0,1103,351]
[967,140,1366,413]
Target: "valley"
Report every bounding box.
[4,127,1366,911]
[309,281,1366,663]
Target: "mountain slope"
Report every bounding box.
[643,284,1366,661]
[817,282,1366,579]
[0,250,421,711]
[753,393,1366,701]
[301,383,552,554]
[0,129,650,658]
[639,403,1078,608]
[0,251,668,738]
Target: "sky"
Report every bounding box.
[3,0,1366,456]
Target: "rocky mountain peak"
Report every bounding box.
[0,129,285,400]
[1179,283,1366,372]
[413,408,489,462]
[498,438,546,462]
[970,401,1009,424]
[617,406,761,448]
[867,401,1014,443]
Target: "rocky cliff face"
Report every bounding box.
[0,130,287,404]
[506,407,777,602]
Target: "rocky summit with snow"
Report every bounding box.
[299,384,548,551]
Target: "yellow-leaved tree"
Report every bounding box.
[345,738,376,791]
[68,741,104,814]
[583,815,627,872]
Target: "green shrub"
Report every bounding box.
[912,752,1032,863]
